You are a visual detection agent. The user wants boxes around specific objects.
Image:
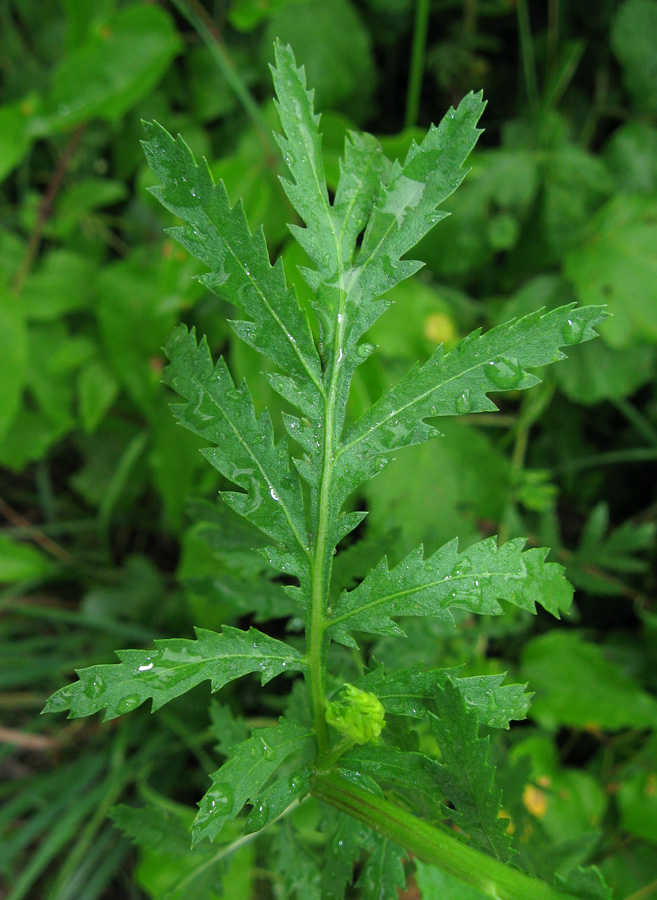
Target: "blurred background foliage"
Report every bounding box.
[1,0,657,897]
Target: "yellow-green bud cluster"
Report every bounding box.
[325,684,386,744]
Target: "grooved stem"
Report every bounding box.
[311,772,582,900]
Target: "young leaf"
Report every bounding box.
[193,718,314,844]
[428,681,512,861]
[141,120,322,396]
[353,93,485,318]
[327,536,572,646]
[42,626,306,720]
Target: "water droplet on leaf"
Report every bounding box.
[84,675,106,699]
[486,356,523,390]
[561,318,584,345]
[260,738,276,761]
[116,695,140,715]
[455,389,473,414]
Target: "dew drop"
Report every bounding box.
[248,800,269,830]
[561,318,584,345]
[486,356,523,390]
[116,694,140,715]
[83,674,106,699]
[455,389,473,414]
[199,784,234,822]
[260,738,276,761]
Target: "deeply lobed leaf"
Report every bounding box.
[335,304,608,506]
[327,536,572,646]
[42,626,306,721]
[428,681,512,860]
[141,120,322,398]
[356,664,532,730]
[164,325,310,581]
[194,718,313,843]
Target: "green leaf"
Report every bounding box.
[327,536,572,646]
[142,120,322,399]
[564,195,657,347]
[271,821,322,900]
[42,626,307,721]
[33,5,181,133]
[356,833,406,900]
[110,805,194,857]
[337,304,607,502]
[194,719,314,843]
[415,858,489,899]
[264,0,376,111]
[0,285,27,442]
[339,744,445,810]
[0,101,33,183]
[611,0,657,112]
[353,93,485,323]
[428,681,512,861]
[356,664,532,730]
[78,359,119,433]
[245,767,311,832]
[272,43,390,282]
[618,771,657,844]
[0,534,55,583]
[520,631,657,730]
[163,325,310,580]
[320,812,370,900]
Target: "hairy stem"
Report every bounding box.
[311,772,582,900]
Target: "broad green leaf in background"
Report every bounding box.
[611,0,657,113]
[565,195,657,347]
[0,534,55,583]
[33,5,181,134]
[415,858,489,899]
[521,631,657,730]
[618,771,657,844]
[0,101,34,183]
[0,286,28,441]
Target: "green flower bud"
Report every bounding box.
[325,684,386,744]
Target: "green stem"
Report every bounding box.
[169,0,275,158]
[516,0,539,123]
[405,0,430,129]
[552,447,657,476]
[610,397,657,448]
[311,772,582,900]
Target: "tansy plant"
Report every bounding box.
[45,43,610,900]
